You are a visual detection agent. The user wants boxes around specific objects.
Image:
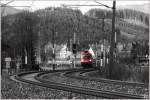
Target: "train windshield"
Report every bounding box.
[81,53,92,59]
[83,55,92,59]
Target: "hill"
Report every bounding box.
[1,7,149,54]
[85,8,149,41]
[117,3,149,14]
[1,5,22,16]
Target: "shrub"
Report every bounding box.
[109,63,131,80]
[118,56,133,64]
[32,64,40,70]
[142,67,149,83]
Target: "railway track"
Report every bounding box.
[65,70,149,87]
[39,70,148,98]
[63,70,149,97]
[13,69,147,99]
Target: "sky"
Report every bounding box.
[1,0,149,14]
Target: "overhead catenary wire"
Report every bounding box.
[1,0,15,7]
[94,0,112,9]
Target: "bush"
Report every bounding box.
[142,67,149,83]
[110,63,131,80]
[119,56,133,64]
[32,64,40,70]
[90,62,148,83]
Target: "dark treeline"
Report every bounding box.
[2,7,109,51]
[2,11,39,67]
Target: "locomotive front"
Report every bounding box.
[80,51,95,68]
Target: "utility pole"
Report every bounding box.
[114,32,117,59]
[52,26,55,70]
[73,10,79,69]
[70,39,72,68]
[96,42,98,67]
[38,23,41,64]
[51,8,55,70]
[102,17,106,67]
[74,32,76,44]
[109,0,116,79]
[73,32,76,68]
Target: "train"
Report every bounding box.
[80,51,95,68]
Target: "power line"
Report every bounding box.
[63,4,107,7]
[93,0,112,9]
[1,0,15,7]
[1,6,30,7]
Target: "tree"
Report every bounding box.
[2,7,148,67]
[12,11,39,68]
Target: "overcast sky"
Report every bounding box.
[1,0,149,13]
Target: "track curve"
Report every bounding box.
[13,69,148,99]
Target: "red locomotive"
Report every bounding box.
[80,51,95,68]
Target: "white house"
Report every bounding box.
[88,46,95,58]
[59,44,71,59]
